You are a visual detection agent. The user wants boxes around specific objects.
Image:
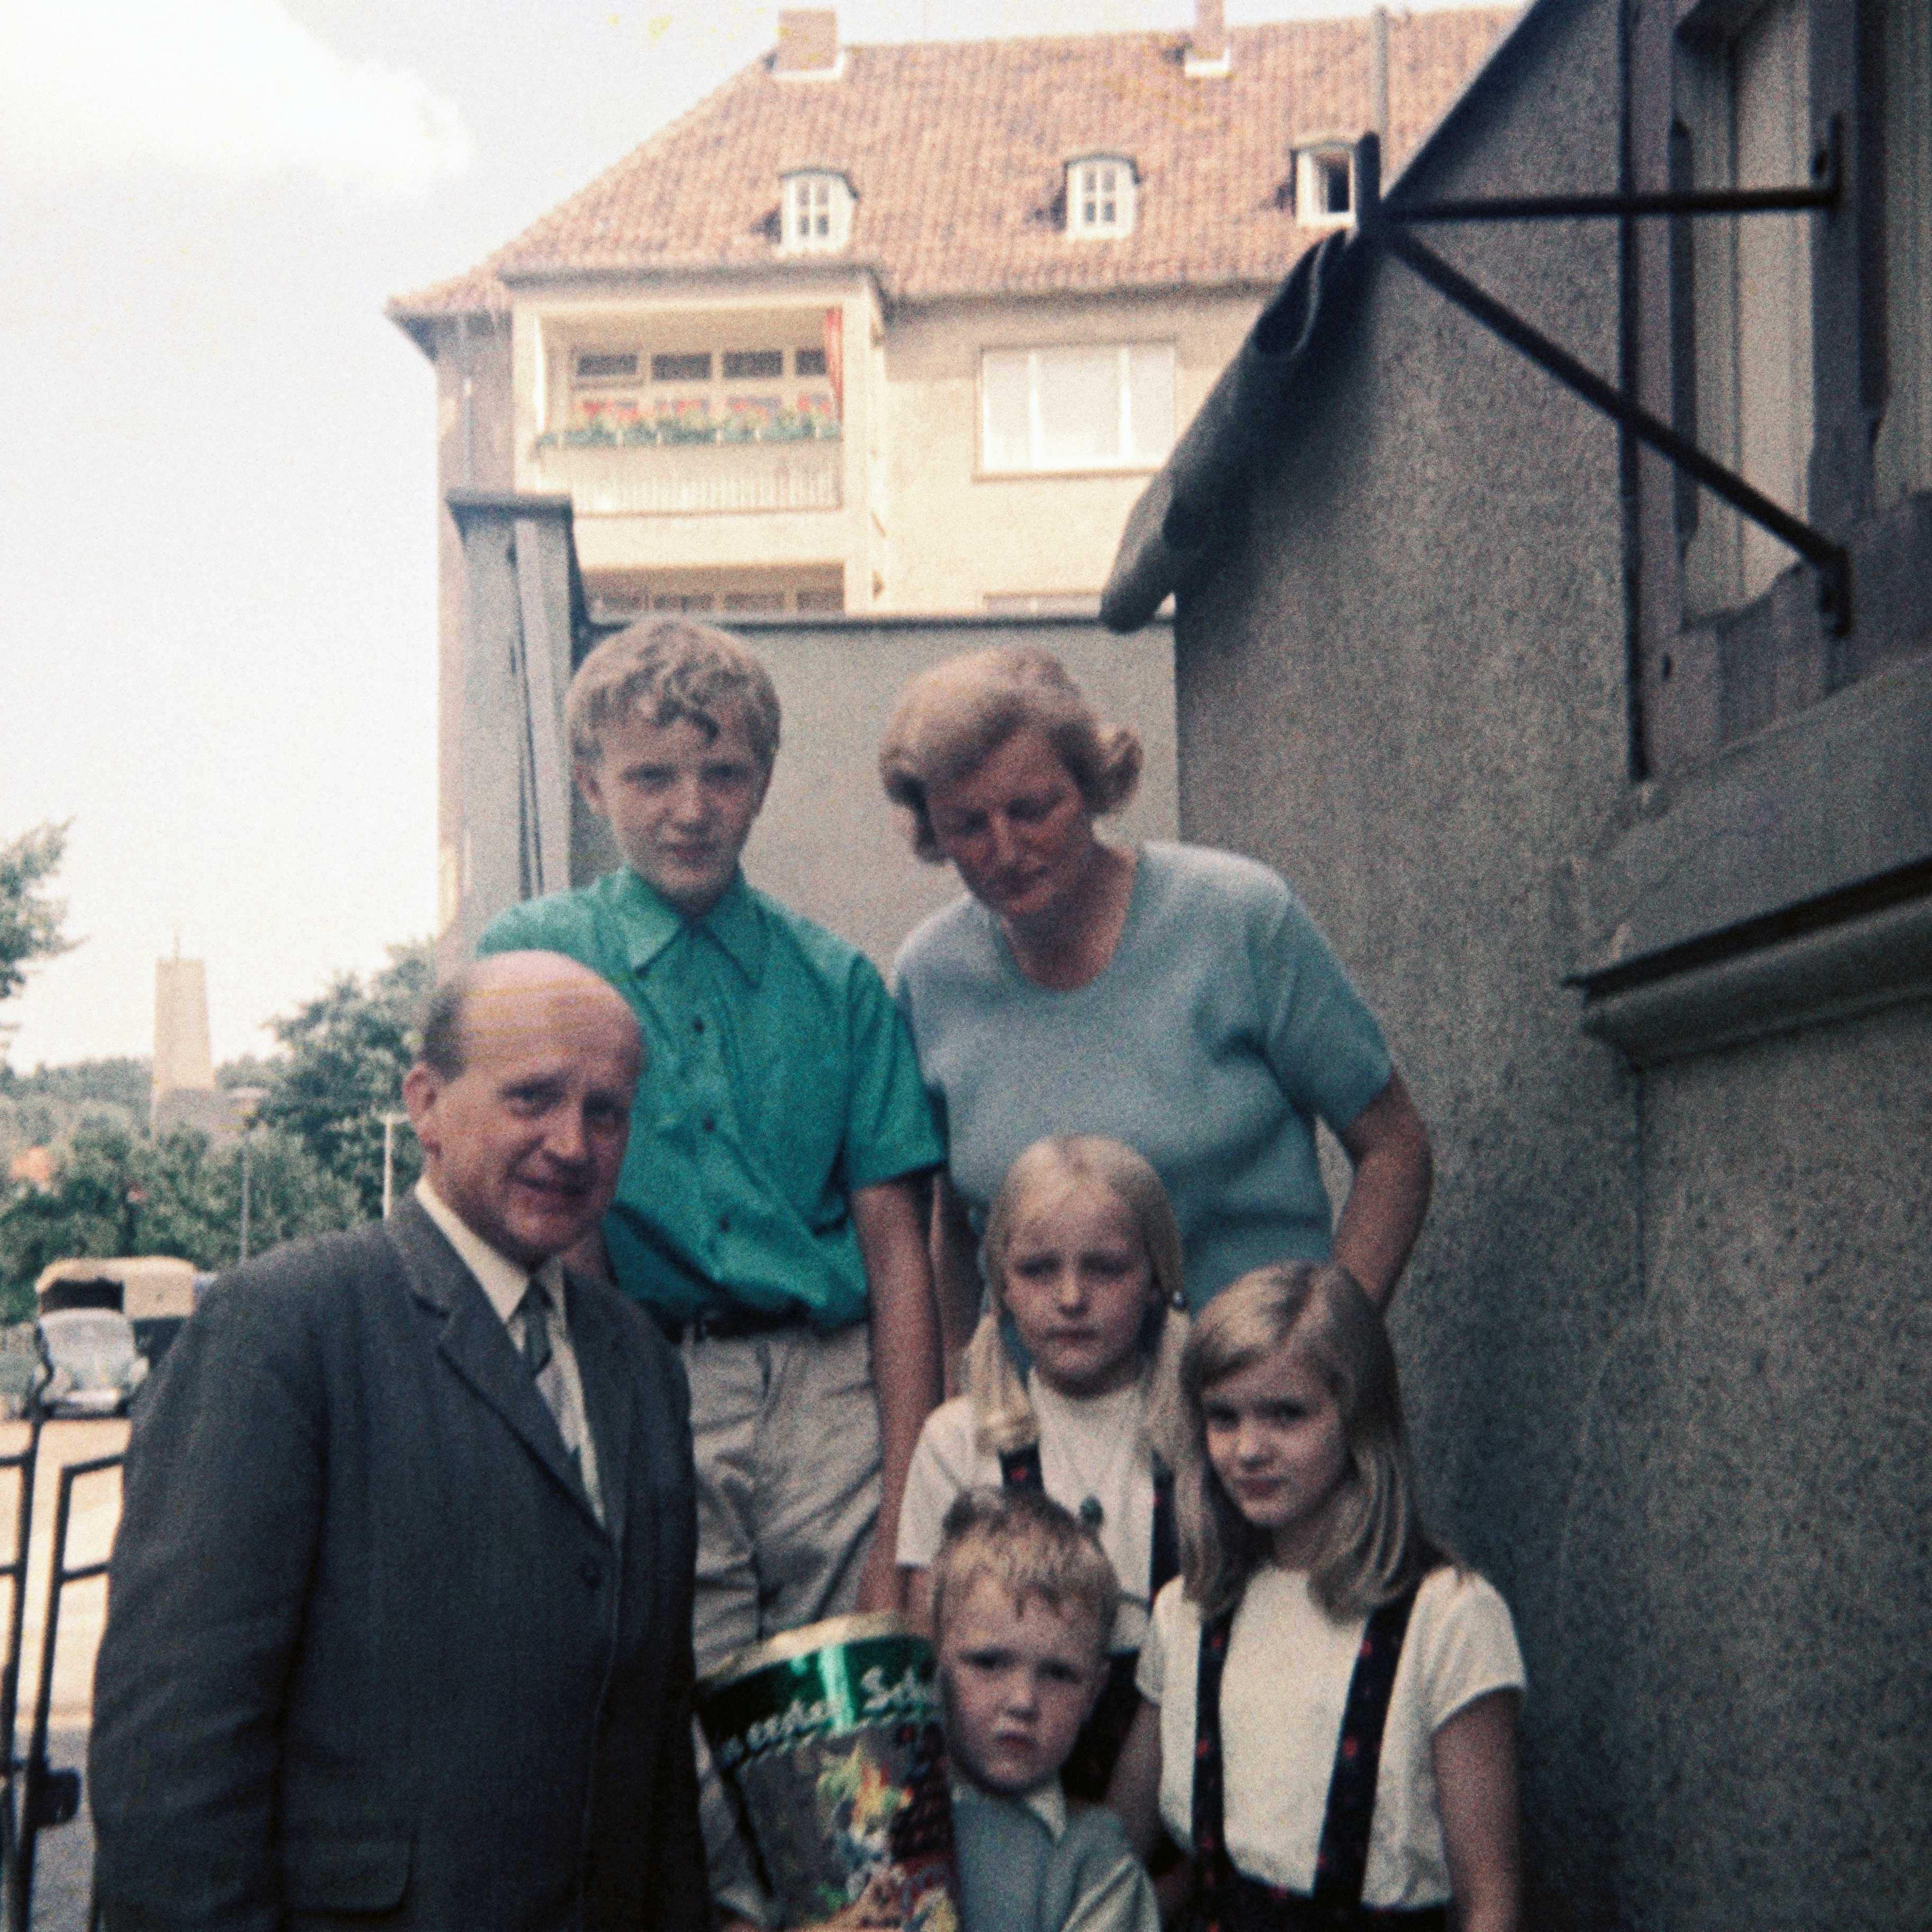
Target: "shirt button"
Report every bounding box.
[718,1214,731,1235]
[580,1558,603,1588]
[702,1116,716,1133]
[692,1016,706,1035]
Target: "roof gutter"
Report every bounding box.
[495,258,891,296]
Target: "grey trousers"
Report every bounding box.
[685,1320,882,1926]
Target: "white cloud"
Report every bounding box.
[0,0,472,190]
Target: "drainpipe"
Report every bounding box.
[456,313,475,487]
[1370,5,1389,143]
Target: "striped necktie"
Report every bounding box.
[517,1278,601,1522]
[520,1278,554,1383]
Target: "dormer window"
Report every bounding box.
[780,169,854,253]
[1065,153,1136,239]
[1295,143,1355,228]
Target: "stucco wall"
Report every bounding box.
[1548,1008,1932,1929]
[731,616,1179,973]
[883,290,1263,612]
[1162,0,1930,1922]
[433,314,515,940]
[465,276,1261,617]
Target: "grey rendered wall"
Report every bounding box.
[582,616,1180,977]
[1173,1,1639,1911]
[433,314,516,967]
[1554,1012,1932,1928]
[1169,0,1932,1921]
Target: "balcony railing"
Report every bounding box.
[528,439,843,516]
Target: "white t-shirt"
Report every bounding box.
[1136,1565,1524,1909]
[896,1376,1156,1651]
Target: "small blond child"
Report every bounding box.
[931,1488,1160,1932]
[900,1136,1188,1800]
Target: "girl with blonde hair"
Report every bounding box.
[1110,1263,1525,1932]
[897,1135,1188,1799]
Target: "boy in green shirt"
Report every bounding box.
[480,618,944,1925]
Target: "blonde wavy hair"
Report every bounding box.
[567,616,781,770]
[877,648,1142,862]
[965,1136,1187,1463]
[1174,1262,1446,1622]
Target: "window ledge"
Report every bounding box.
[1565,652,1932,1064]
[974,462,1163,482]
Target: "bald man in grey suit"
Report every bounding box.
[90,953,711,1931]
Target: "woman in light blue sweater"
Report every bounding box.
[879,647,1433,1369]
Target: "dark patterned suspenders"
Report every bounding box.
[994,1441,1177,1596]
[1188,1588,1446,1932]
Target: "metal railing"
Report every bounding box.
[0,1422,122,1932]
[527,436,843,515]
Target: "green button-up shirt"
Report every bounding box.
[480,868,943,1328]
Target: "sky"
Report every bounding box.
[2,0,1448,1072]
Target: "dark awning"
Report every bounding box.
[1101,228,1368,633]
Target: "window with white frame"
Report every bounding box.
[780,171,854,253]
[1676,0,1814,610]
[981,344,1175,473]
[1295,146,1355,226]
[1066,155,1136,237]
[1629,0,1931,780]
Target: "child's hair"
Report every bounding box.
[965,1136,1187,1458]
[566,616,781,769]
[929,1487,1119,1666]
[1175,1262,1445,1621]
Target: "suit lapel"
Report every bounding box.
[385,1200,608,1536]
[565,1275,634,1551]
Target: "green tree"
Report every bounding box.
[0,1059,149,1183]
[0,821,79,1010]
[257,940,432,1221]
[0,1118,361,1316]
[0,1056,150,1116]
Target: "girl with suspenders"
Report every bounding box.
[897,1136,1187,1798]
[1109,1263,1525,1932]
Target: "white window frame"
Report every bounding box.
[779,170,854,254]
[1674,0,1820,612]
[978,342,1176,475]
[1296,145,1356,228]
[1065,154,1137,239]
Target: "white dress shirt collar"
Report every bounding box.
[414,1178,564,1327]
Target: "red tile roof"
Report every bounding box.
[390,11,1515,327]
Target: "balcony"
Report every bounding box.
[530,398,844,515]
[531,438,843,515]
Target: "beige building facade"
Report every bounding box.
[393,6,1515,623]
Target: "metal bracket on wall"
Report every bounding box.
[1352,130,1852,633]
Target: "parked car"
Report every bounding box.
[35,1254,199,1376]
[33,1308,150,1418]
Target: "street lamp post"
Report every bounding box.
[230,1087,268,1262]
[379,1112,409,1219]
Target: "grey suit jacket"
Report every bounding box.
[89,1198,711,1931]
